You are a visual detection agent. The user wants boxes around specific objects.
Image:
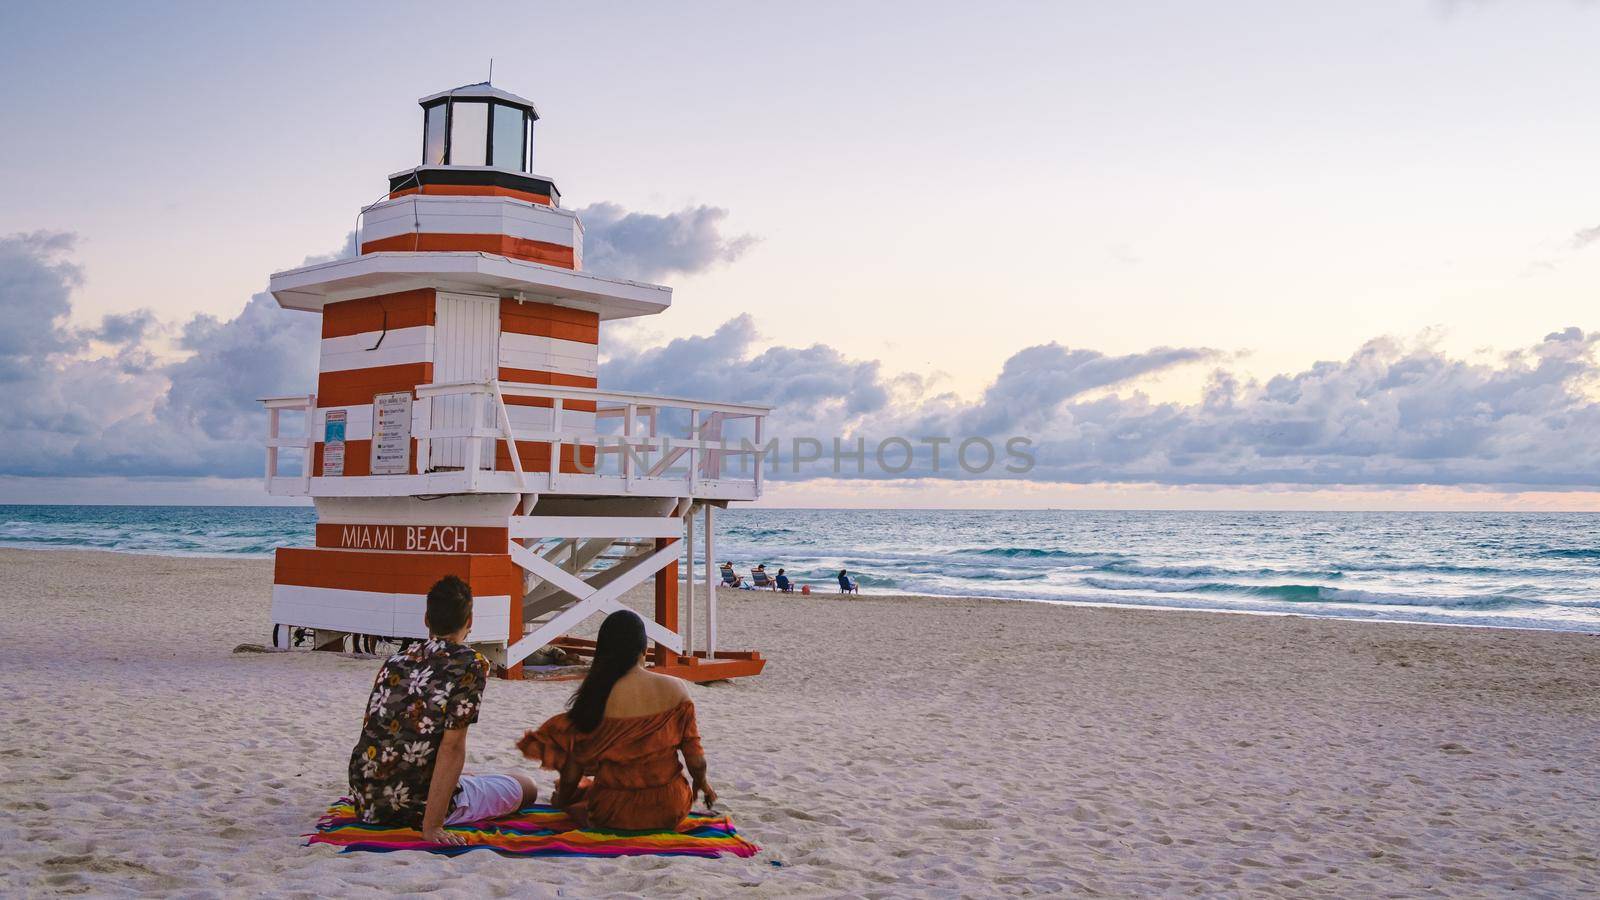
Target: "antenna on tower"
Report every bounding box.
[488,58,494,84]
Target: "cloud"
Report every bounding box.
[0,202,755,479]
[1572,224,1600,250]
[8,223,1600,491]
[0,231,83,379]
[605,316,1600,489]
[577,203,756,282]
[602,315,891,429]
[0,231,321,477]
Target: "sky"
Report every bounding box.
[1,0,1599,508]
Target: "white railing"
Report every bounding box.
[259,382,770,499]
[413,380,770,497]
[262,393,315,495]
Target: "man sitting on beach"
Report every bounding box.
[348,575,537,843]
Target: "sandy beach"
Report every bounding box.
[1,547,1597,897]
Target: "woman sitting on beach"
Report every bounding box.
[516,610,717,830]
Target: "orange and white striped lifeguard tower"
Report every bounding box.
[260,83,767,680]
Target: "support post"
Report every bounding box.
[466,388,486,489]
[653,536,679,666]
[754,414,765,493]
[548,397,564,490]
[623,402,637,492]
[704,503,717,655]
[688,408,700,493]
[684,504,696,655]
[301,395,316,491]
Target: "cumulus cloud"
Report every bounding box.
[9,220,1600,490]
[0,232,320,477]
[577,203,756,282]
[603,316,1600,489]
[603,315,890,429]
[0,202,754,479]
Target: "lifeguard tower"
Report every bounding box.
[260,83,768,680]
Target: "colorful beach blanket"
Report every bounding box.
[307,800,760,859]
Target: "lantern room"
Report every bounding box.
[419,83,538,172]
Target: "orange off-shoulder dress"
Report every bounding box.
[520,699,703,831]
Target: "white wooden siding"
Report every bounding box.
[361,196,579,247]
[499,332,599,378]
[271,584,510,643]
[431,293,500,470]
[314,405,375,442]
[503,404,598,435]
[319,326,434,373]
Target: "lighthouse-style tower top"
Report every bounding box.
[399,83,564,209]
[262,82,770,503]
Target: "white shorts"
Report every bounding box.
[445,773,526,825]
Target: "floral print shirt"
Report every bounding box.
[348,638,489,825]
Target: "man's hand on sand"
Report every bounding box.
[422,824,466,845]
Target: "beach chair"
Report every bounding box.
[750,569,777,590]
[720,566,742,589]
[838,573,859,595]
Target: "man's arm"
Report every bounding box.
[421,727,468,844]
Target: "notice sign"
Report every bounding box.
[322,409,347,477]
[370,391,413,475]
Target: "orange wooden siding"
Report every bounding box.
[314,524,509,554]
[389,184,552,205]
[321,290,436,339]
[499,371,600,412]
[317,362,433,408]
[492,441,597,474]
[500,299,599,343]
[274,547,520,598]
[360,233,575,268]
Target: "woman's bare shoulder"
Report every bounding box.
[604,668,692,717]
[645,668,693,702]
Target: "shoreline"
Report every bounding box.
[6,538,1593,637]
[5,542,1599,638]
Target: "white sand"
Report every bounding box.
[1,548,1597,897]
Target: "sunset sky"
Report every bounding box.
[2,0,1599,508]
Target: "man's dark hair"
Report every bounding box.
[425,575,473,637]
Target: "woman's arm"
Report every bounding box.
[684,751,717,807]
[551,762,584,808]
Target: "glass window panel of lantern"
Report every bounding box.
[491,104,525,170]
[449,101,488,166]
[423,104,446,165]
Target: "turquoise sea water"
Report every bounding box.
[2,505,1597,633]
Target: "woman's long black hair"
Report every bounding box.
[567,609,648,732]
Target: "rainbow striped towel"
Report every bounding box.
[307,800,760,859]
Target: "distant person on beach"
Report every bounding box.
[719,561,743,588]
[775,568,793,592]
[839,569,859,594]
[348,575,537,843]
[518,610,717,831]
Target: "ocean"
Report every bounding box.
[2,505,1597,633]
